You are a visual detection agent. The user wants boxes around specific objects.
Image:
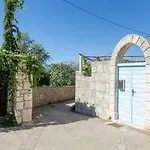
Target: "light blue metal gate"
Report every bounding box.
[118,63,145,127]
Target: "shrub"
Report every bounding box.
[49,63,75,86]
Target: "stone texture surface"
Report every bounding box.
[1,101,150,150]
[75,61,111,120]
[15,71,32,124]
[33,86,75,107]
[76,34,150,130]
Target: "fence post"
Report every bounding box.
[79,54,83,73]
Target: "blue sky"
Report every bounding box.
[0,0,149,63]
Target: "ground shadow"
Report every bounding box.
[0,100,93,133]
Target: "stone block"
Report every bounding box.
[87,90,93,97]
[23,108,32,122]
[110,67,116,74]
[16,91,21,97]
[110,73,116,81]
[132,34,139,44]
[136,37,145,47]
[76,71,82,76]
[76,75,81,81]
[75,88,81,96]
[110,58,117,66]
[109,103,115,111]
[144,48,150,59]
[24,93,32,101]
[17,72,25,81]
[89,98,95,105]
[141,41,150,51]
[110,82,115,89]
[99,93,104,99]
[94,73,100,81]
[16,102,23,110]
[145,57,150,65]
[111,52,118,61]
[145,82,150,93]
[15,110,22,117]
[24,100,32,109]
[79,98,86,103]
[16,96,23,102]
[23,81,31,90]
[76,81,80,88]
[117,39,126,49]
[109,95,115,103]
[125,34,133,43]
[145,101,150,112]
[146,74,150,82]
[89,82,95,90]
[95,83,101,91]
[92,66,97,73]
[105,95,109,102]
[146,65,150,74]
[17,84,23,91]
[96,91,100,98]
[95,106,102,115]
[97,65,103,73]
[16,116,22,125]
[23,89,32,94]
[110,89,116,96]
[106,83,110,89]
[99,85,106,93]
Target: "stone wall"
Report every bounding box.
[15,71,32,124]
[33,86,75,107]
[75,61,111,119]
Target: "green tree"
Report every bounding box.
[49,63,75,86]
[18,33,51,86]
[18,33,50,65]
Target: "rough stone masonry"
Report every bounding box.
[15,70,32,124]
[75,61,111,120]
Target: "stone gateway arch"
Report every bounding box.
[110,34,150,129]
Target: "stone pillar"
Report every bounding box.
[79,54,83,73]
[15,71,32,124]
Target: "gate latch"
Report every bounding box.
[132,89,136,96]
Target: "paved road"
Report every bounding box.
[0,101,150,150]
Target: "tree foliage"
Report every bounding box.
[18,33,51,87]
[0,0,38,126]
[38,71,50,86]
[49,63,75,86]
[18,33,51,65]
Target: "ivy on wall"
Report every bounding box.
[0,0,38,126]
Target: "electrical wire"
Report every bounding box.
[63,0,150,36]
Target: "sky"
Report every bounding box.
[0,0,150,63]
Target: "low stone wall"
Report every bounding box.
[33,86,75,107]
[75,61,111,120]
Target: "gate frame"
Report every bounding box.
[110,34,150,129]
[117,62,146,127]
